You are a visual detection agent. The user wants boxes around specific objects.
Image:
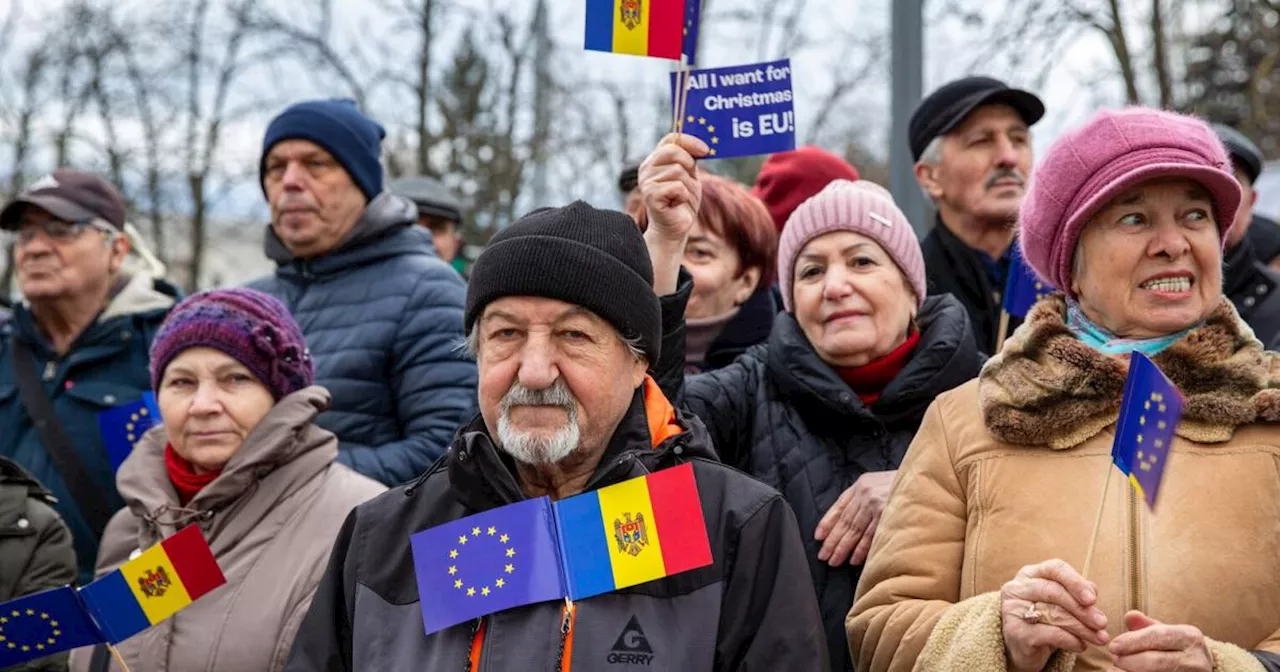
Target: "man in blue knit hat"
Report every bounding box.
[248,99,478,486]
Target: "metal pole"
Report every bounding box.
[890,0,928,236]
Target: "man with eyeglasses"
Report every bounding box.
[248,99,477,487]
[0,168,179,583]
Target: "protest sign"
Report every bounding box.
[669,59,795,159]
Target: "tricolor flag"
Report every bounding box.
[1111,352,1183,510]
[585,0,687,60]
[79,525,226,643]
[410,463,712,636]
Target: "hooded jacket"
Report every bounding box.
[69,387,385,672]
[248,192,478,486]
[0,456,76,672]
[0,273,179,582]
[654,273,985,672]
[285,378,828,671]
[849,296,1280,672]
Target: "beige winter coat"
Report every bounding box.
[848,296,1280,672]
[69,386,385,672]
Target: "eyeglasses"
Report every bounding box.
[9,218,116,246]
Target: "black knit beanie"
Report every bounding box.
[466,201,660,362]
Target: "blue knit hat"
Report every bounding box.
[260,99,386,201]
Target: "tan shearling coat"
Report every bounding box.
[848,296,1280,672]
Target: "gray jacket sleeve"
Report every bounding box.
[336,268,477,485]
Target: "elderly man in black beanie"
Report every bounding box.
[910,76,1044,355]
[248,99,477,488]
[1214,124,1280,345]
[286,201,827,672]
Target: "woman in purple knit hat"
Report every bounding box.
[850,107,1280,672]
[69,288,385,672]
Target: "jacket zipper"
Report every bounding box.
[1126,482,1142,615]
[466,603,575,671]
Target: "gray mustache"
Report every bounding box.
[499,380,577,415]
[985,168,1025,190]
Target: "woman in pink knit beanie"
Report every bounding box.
[637,131,986,672]
[851,108,1280,672]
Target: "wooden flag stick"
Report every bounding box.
[1081,465,1115,581]
[672,58,691,136]
[108,643,133,672]
[671,61,684,133]
[996,309,1011,350]
[677,58,694,135]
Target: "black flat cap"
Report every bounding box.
[1213,124,1265,184]
[617,161,641,194]
[908,76,1045,161]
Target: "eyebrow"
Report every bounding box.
[265,149,333,164]
[481,306,598,326]
[798,242,875,262]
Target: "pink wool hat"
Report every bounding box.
[778,180,926,312]
[1019,107,1242,298]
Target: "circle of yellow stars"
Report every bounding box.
[449,525,516,598]
[126,406,151,443]
[1134,392,1170,471]
[0,609,63,653]
[684,116,719,156]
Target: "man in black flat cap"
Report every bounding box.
[910,76,1044,355]
[1214,124,1280,346]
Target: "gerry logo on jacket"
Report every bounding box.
[608,615,654,666]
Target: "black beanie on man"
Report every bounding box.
[465,201,660,362]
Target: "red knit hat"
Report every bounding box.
[752,147,859,233]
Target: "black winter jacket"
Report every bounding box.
[1225,230,1280,347]
[0,457,76,672]
[920,217,1017,355]
[654,275,985,672]
[285,384,828,672]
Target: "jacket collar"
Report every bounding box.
[980,295,1280,449]
[1224,236,1259,297]
[444,377,714,513]
[116,386,339,544]
[11,274,179,356]
[264,192,429,277]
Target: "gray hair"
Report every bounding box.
[458,328,645,362]
[915,137,944,204]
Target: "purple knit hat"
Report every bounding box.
[1019,107,1242,298]
[778,180,926,312]
[149,288,313,400]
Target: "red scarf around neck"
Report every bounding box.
[835,329,921,405]
[164,443,220,505]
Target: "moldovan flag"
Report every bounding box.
[556,462,713,600]
[585,0,686,60]
[79,525,226,643]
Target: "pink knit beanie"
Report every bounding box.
[777,180,926,312]
[1018,107,1241,298]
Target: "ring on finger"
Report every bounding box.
[1022,603,1041,625]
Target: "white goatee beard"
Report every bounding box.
[495,379,581,466]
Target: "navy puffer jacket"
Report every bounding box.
[249,193,478,487]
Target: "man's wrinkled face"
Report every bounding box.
[13,206,127,302]
[475,296,647,467]
[916,104,1033,227]
[263,139,368,259]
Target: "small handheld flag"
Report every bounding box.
[681,0,701,64]
[97,392,161,472]
[1002,244,1054,320]
[0,587,104,667]
[410,463,712,636]
[585,0,687,60]
[79,525,227,643]
[1111,353,1183,510]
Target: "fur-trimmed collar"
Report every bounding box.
[980,295,1280,449]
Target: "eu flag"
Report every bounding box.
[0,587,103,667]
[1003,244,1054,319]
[1111,353,1183,510]
[410,497,566,636]
[682,0,702,64]
[97,392,161,472]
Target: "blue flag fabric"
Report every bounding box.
[682,0,701,64]
[410,497,567,636]
[97,392,161,472]
[1111,352,1183,510]
[1002,244,1053,319]
[0,587,103,667]
[670,59,796,160]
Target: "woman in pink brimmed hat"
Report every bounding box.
[851,107,1280,672]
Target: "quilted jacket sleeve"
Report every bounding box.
[337,267,477,485]
[847,400,972,672]
[654,272,761,470]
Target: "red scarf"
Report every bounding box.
[164,443,220,505]
[836,329,921,405]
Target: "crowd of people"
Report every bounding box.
[0,73,1277,672]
